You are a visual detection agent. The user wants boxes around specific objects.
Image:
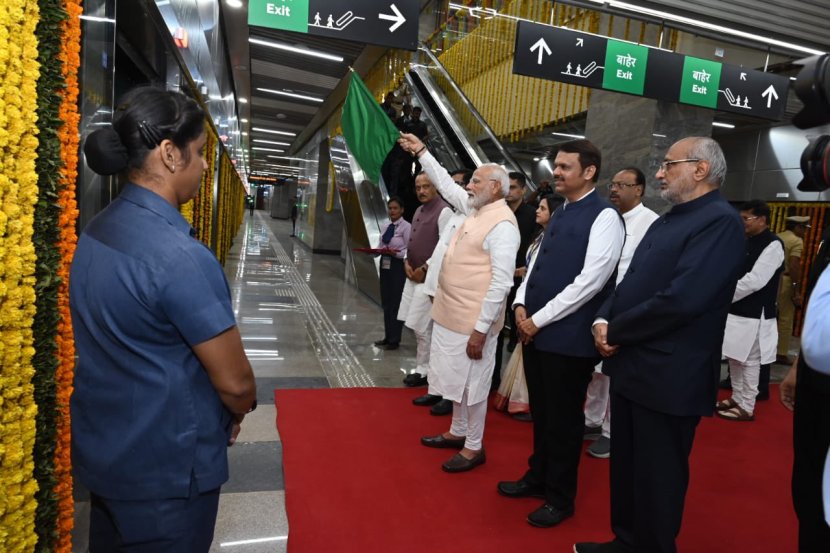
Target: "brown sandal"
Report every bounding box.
[716,405,754,422]
[716,398,738,411]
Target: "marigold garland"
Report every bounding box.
[214,153,246,265]
[32,0,66,549]
[53,0,81,549]
[0,1,42,551]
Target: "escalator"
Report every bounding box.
[335,46,527,304]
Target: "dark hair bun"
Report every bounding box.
[84,127,129,175]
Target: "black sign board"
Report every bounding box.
[716,64,791,120]
[249,0,419,51]
[512,20,789,121]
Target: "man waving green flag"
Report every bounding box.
[341,71,400,184]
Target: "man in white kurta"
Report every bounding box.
[398,172,451,388]
[399,132,520,473]
[584,168,659,458]
[720,200,785,420]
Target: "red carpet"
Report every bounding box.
[275,387,796,552]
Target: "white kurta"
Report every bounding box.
[427,220,519,404]
[722,240,786,363]
[397,279,432,334]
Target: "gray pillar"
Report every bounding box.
[585,89,714,213]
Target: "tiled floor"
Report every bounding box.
[72,211,415,552]
[70,210,796,551]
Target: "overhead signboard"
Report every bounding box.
[513,21,790,121]
[248,0,419,51]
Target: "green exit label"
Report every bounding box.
[248,0,309,33]
[679,56,722,108]
[602,40,649,95]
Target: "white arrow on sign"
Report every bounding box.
[379,4,405,32]
[530,37,552,65]
[761,84,779,108]
[576,38,584,47]
[740,72,747,81]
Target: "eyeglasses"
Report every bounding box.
[741,215,759,222]
[470,177,500,185]
[659,158,700,171]
[607,181,639,190]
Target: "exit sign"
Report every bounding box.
[248,0,309,33]
[512,21,790,121]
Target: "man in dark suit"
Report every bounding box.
[574,137,745,553]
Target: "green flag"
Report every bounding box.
[341,72,400,184]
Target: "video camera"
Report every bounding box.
[794,53,830,192]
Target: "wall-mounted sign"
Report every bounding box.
[513,21,790,121]
[248,0,419,51]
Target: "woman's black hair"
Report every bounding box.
[387,195,404,209]
[83,86,205,176]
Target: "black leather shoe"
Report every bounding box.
[413,394,442,406]
[512,412,533,422]
[420,434,465,449]
[756,389,770,401]
[442,450,486,473]
[403,373,427,387]
[497,479,545,499]
[383,342,400,351]
[430,398,453,416]
[373,339,388,347]
[718,377,732,390]
[527,503,574,528]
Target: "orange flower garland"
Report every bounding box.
[53,0,81,549]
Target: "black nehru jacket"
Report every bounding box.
[730,229,784,319]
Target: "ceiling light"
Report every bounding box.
[581,0,824,56]
[253,127,297,136]
[225,0,243,8]
[256,87,323,103]
[242,132,248,136]
[252,147,285,153]
[253,138,291,146]
[238,98,248,104]
[652,133,667,137]
[248,37,345,62]
[533,157,540,162]
[241,118,249,123]
[79,15,116,23]
[267,155,319,163]
[551,132,586,139]
[712,121,735,128]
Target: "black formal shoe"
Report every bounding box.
[512,412,533,422]
[718,377,732,390]
[442,450,486,473]
[573,540,632,553]
[374,339,389,347]
[497,479,545,499]
[403,373,427,387]
[756,389,770,401]
[413,393,442,406]
[527,503,574,528]
[430,399,453,416]
[420,434,465,449]
[383,342,400,351]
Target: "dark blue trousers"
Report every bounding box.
[610,392,699,553]
[89,477,220,553]
[379,256,405,345]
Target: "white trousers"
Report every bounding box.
[728,332,762,415]
[584,366,611,438]
[449,388,487,451]
[409,321,432,376]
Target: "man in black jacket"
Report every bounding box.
[576,137,745,553]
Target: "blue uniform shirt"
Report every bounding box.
[70,183,237,500]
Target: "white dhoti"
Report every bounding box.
[722,312,777,415]
[428,322,499,405]
[398,279,434,376]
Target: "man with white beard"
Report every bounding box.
[398,132,520,473]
